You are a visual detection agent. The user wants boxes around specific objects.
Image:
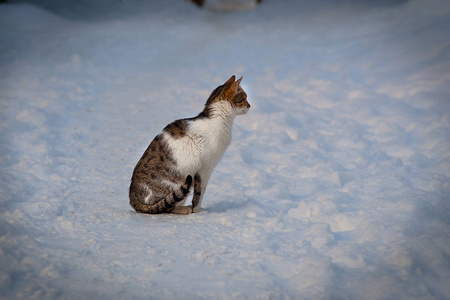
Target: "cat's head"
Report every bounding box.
[205,75,251,116]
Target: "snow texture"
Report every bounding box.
[1,0,450,299]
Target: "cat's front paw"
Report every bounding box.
[192,206,204,213]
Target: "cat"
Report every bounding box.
[129,75,250,214]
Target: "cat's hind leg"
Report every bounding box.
[169,175,193,214]
[171,206,193,215]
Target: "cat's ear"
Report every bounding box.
[224,75,236,86]
[230,76,243,92]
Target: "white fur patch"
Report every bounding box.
[140,183,153,204]
[237,105,250,115]
[163,133,203,177]
[188,102,235,168]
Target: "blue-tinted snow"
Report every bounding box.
[1,0,449,299]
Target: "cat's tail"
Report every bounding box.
[130,175,192,214]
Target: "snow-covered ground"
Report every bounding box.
[1,0,450,298]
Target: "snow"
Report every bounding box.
[1,0,450,299]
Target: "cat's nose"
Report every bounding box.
[247,103,251,108]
